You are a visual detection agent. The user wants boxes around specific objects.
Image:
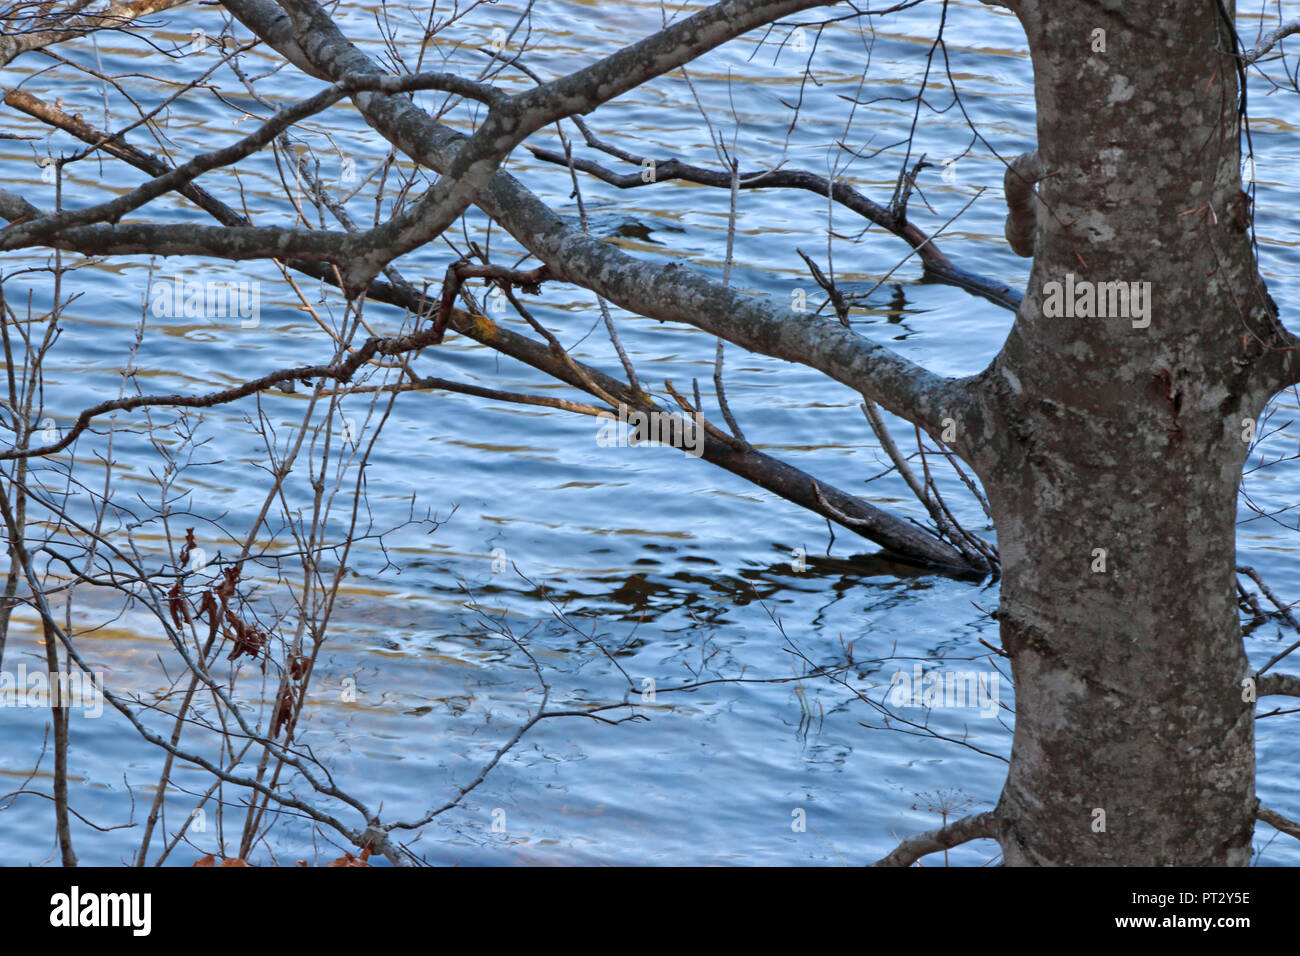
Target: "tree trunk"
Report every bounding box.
[961,0,1286,864]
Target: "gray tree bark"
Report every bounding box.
[952,0,1292,864]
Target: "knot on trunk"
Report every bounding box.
[1004,149,1044,258]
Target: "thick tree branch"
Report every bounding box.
[1256,672,1300,698]
[221,0,978,443]
[0,0,186,67]
[4,90,980,570]
[1258,806,1300,841]
[0,193,349,261]
[1242,21,1300,65]
[6,70,504,244]
[3,89,251,227]
[267,0,842,288]
[871,810,999,866]
[528,135,1022,312]
[11,0,849,291]
[2,3,986,570]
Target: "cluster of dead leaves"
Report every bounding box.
[193,848,371,867]
[223,608,267,662]
[270,685,297,739]
[270,652,314,739]
[167,530,268,665]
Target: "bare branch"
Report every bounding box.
[1256,672,1300,698]
[222,0,980,444]
[528,137,1022,312]
[1242,21,1300,65]
[0,323,445,461]
[861,401,996,572]
[871,810,999,866]
[263,0,844,287]
[1258,806,1300,841]
[0,0,186,67]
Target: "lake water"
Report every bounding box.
[1,0,1299,865]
